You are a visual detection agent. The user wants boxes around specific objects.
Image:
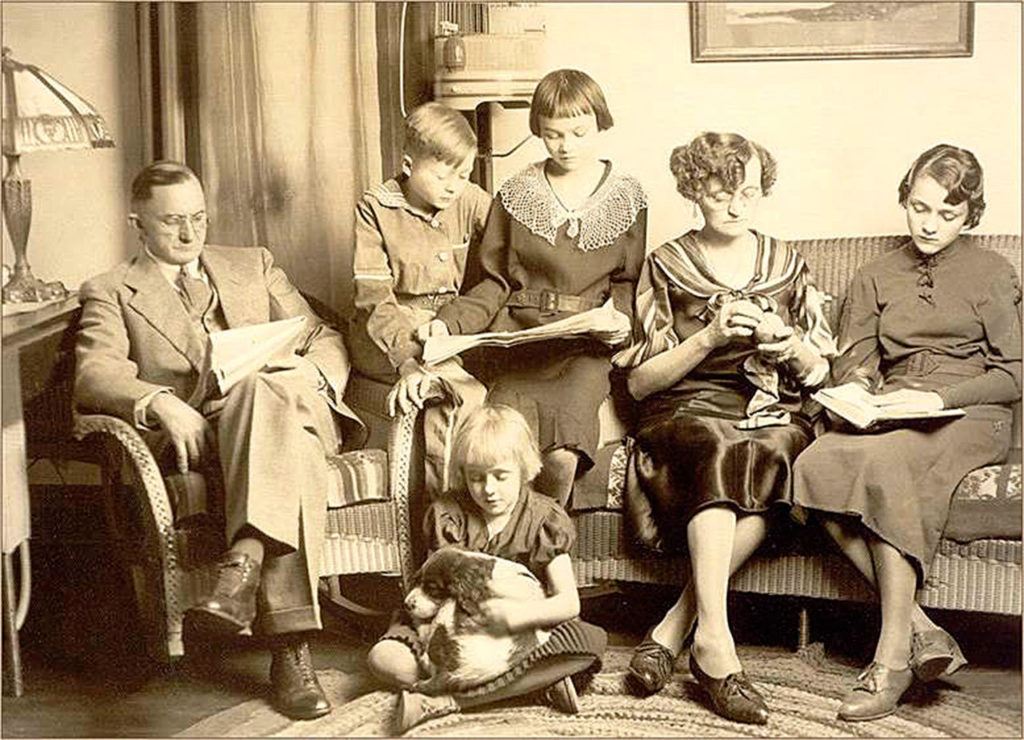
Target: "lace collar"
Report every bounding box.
[498,161,647,252]
[365,178,439,224]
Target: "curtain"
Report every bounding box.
[193,3,381,314]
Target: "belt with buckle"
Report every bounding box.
[507,289,604,313]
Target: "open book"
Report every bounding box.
[206,316,307,396]
[421,300,617,366]
[812,382,965,431]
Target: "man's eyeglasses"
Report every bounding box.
[158,212,208,231]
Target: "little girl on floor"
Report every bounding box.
[366,404,607,732]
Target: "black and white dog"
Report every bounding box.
[404,547,551,694]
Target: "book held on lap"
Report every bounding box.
[206,316,308,395]
[812,382,965,430]
[421,299,616,366]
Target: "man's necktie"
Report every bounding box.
[178,268,212,315]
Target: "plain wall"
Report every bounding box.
[2,2,144,291]
[489,2,1022,247]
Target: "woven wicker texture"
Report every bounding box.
[177,645,1020,738]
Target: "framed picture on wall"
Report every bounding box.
[690,2,974,62]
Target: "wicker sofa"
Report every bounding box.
[367,233,1022,647]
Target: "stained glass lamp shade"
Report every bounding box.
[1,47,115,303]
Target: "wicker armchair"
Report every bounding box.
[72,375,419,662]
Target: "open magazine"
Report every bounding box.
[421,299,617,366]
[812,382,965,431]
[206,316,308,396]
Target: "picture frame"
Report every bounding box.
[690,2,975,62]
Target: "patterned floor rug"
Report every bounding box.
[178,644,1020,738]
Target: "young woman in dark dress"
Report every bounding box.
[614,133,836,723]
[791,144,1022,721]
[426,69,647,506]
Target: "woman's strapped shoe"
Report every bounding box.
[910,628,967,682]
[627,628,677,696]
[688,654,769,725]
[837,662,913,722]
[544,675,580,714]
[397,691,459,734]
[185,551,260,636]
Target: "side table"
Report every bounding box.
[2,294,81,697]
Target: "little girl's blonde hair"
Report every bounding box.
[450,404,543,490]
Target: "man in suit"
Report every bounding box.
[74,161,364,719]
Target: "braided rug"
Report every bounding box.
[178,644,1019,738]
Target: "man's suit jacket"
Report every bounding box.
[74,245,364,446]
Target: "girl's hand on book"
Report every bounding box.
[871,389,944,413]
[416,319,450,343]
[589,307,632,346]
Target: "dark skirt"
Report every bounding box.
[470,338,611,469]
[792,403,1012,581]
[632,408,812,554]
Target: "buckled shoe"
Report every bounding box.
[688,654,769,725]
[186,551,260,636]
[627,628,677,696]
[837,662,913,722]
[270,640,331,720]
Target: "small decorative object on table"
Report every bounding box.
[1,47,114,303]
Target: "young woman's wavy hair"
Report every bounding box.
[529,69,614,136]
[898,144,985,229]
[669,132,777,202]
[450,404,543,491]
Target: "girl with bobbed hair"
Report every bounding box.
[613,132,836,723]
[791,144,1021,722]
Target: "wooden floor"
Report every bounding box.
[3,583,1020,738]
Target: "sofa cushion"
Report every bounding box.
[574,439,1022,543]
[943,456,1022,542]
[326,448,389,508]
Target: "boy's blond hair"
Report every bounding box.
[403,102,477,166]
[450,404,542,490]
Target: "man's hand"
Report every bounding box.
[589,308,632,347]
[147,393,215,473]
[416,319,450,343]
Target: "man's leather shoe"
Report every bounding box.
[270,640,332,720]
[397,690,459,733]
[911,628,967,682]
[688,654,769,725]
[837,662,913,722]
[186,552,260,636]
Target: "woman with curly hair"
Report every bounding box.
[613,132,836,723]
[792,144,1021,721]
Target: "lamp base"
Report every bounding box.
[2,269,68,304]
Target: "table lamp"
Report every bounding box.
[1,47,114,303]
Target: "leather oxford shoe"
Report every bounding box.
[689,654,769,725]
[186,551,260,636]
[627,628,677,696]
[910,628,967,682]
[270,640,332,720]
[838,662,913,722]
